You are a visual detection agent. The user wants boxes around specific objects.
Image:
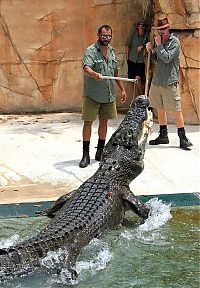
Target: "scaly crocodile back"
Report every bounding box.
[0,174,124,281]
[0,95,151,283]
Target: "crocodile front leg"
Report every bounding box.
[122,186,149,219]
[36,189,77,217]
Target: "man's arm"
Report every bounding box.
[114,69,127,103]
[125,45,129,60]
[153,35,180,64]
[83,46,103,81]
[146,42,158,63]
[154,43,179,64]
[83,65,102,81]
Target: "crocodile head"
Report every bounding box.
[100,95,152,183]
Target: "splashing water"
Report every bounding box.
[45,239,113,285]
[41,248,78,285]
[76,242,112,274]
[0,203,198,288]
[73,239,112,285]
[0,234,20,248]
[139,197,172,232]
[41,248,69,269]
[121,197,172,243]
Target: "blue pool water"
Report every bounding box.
[0,198,199,288]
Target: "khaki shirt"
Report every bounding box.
[83,41,118,103]
[152,34,180,86]
[126,26,149,63]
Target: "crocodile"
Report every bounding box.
[0,95,152,284]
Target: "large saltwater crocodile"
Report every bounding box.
[0,95,152,283]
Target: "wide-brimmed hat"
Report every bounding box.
[152,17,170,29]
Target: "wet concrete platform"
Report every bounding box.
[0,112,199,205]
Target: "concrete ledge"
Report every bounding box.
[0,193,199,219]
[0,112,199,205]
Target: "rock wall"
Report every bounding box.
[0,0,199,124]
[0,0,144,113]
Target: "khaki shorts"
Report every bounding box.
[82,96,117,121]
[149,83,181,112]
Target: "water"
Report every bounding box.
[0,199,199,288]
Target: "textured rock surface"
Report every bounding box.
[0,0,199,124]
[0,0,144,114]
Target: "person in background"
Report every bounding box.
[146,17,192,150]
[79,24,127,168]
[125,20,149,96]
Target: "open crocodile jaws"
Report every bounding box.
[0,95,152,283]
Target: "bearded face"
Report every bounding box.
[98,28,112,46]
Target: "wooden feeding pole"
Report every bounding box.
[145,50,151,96]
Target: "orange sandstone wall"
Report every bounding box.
[0,0,144,113]
[0,0,199,124]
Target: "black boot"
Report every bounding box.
[79,141,90,168]
[79,151,90,168]
[95,139,105,161]
[95,148,104,161]
[149,125,169,145]
[178,128,193,150]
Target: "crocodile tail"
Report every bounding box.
[0,232,66,282]
[0,247,28,281]
[0,237,45,282]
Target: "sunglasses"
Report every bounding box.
[100,35,112,40]
[158,27,168,31]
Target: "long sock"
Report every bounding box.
[97,139,105,149]
[177,127,185,133]
[160,125,167,130]
[83,141,90,152]
[177,127,185,138]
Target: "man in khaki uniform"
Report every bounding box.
[79,24,127,168]
[146,17,192,150]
